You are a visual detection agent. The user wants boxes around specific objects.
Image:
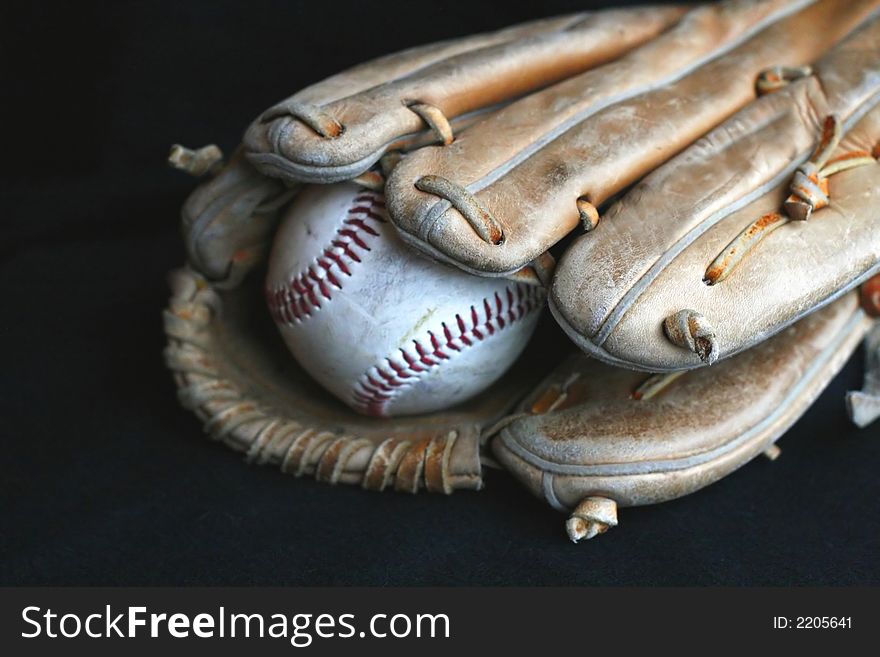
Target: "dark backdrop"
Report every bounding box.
[3,0,878,586]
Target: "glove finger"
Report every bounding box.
[179,149,297,288]
[386,0,877,276]
[492,292,870,541]
[243,6,686,184]
[551,13,880,371]
[175,22,568,291]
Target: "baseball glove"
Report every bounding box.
[165,0,880,541]
[169,3,688,288]
[494,292,874,541]
[162,242,880,537]
[549,11,880,372]
[384,0,877,276]
[163,265,552,493]
[168,148,295,289]
[242,5,686,185]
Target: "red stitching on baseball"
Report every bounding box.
[266,192,386,323]
[266,189,543,418]
[350,282,544,417]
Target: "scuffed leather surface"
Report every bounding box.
[494,293,871,509]
[387,0,878,276]
[181,151,294,288]
[166,266,549,491]
[244,6,686,182]
[9,0,880,585]
[551,14,880,371]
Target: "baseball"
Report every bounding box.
[265,182,544,417]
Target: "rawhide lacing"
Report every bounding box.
[755,65,812,95]
[260,101,344,139]
[165,267,478,494]
[662,309,718,365]
[704,115,878,285]
[407,101,454,146]
[414,175,504,245]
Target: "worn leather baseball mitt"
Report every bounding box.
[163,236,880,538]
[550,11,880,372]
[164,265,547,493]
[169,3,688,288]
[242,5,687,185]
[166,0,880,541]
[494,292,874,541]
[384,0,878,276]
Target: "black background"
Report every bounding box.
[3,0,879,586]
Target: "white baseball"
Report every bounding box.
[266,182,544,417]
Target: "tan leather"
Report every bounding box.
[386,0,879,276]
[493,293,871,511]
[179,150,295,288]
[550,14,880,371]
[243,6,687,183]
[163,267,545,494]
